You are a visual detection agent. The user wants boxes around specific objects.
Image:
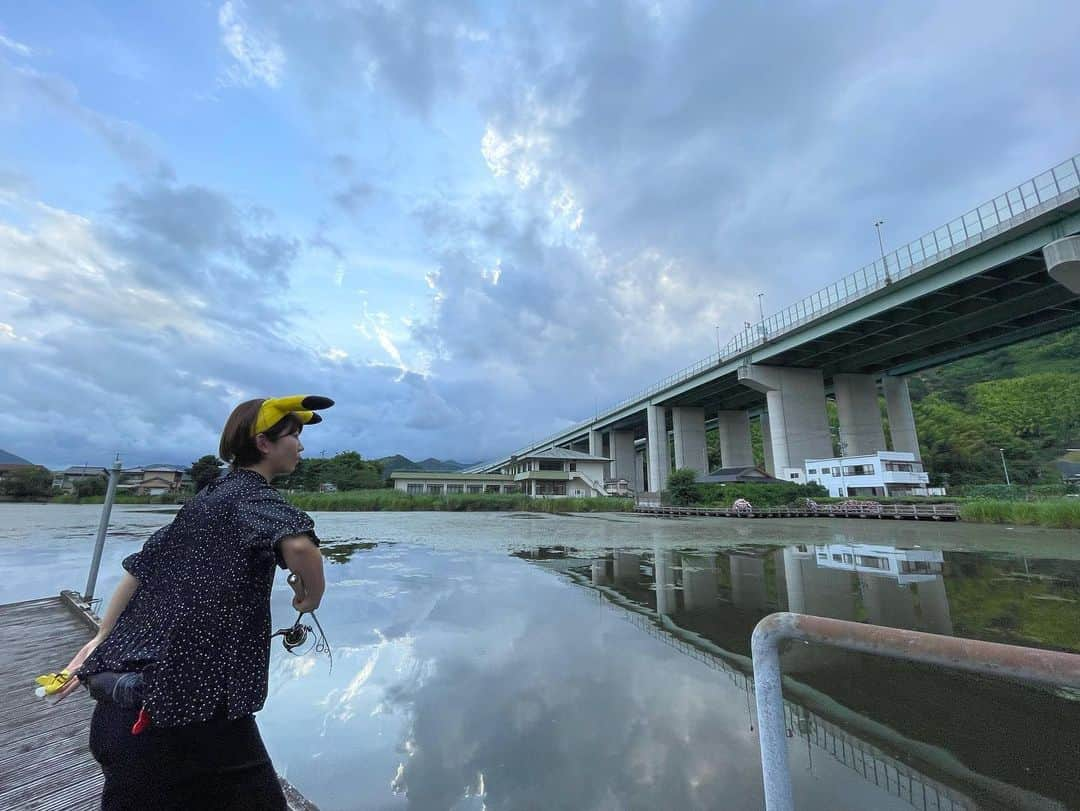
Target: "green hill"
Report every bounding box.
[375,455,471,479]
[908,326,1080,485]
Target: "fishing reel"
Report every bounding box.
[272,573,333,673]
[275,616,313,652]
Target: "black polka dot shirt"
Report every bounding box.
[77,468,319,728]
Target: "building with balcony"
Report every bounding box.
[804,451,930,497]
[117,464,191,496]
[493,448,610,498]
[51,466,109,492]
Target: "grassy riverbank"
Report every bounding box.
[958,499,1080,529]
[26,490,1080,527]
[285,491,634,512]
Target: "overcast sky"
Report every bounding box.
[2,1,1079,469]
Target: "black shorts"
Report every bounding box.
[88,701,287,811]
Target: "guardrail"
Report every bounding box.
[470,153,1080,472]
[634,503,959,520]
[751,613,1080,811]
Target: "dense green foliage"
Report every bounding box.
[73,476,107,498]
[0,466,53,498]
[670,480,827,508]
[190,455,223,492]
[667,469,699,505]
[278,451,385,492]
[910,328,1080,485]
[285,490,633,512]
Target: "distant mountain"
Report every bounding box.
[0,449,33,466]
[375,455,473,479]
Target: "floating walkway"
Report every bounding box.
[0,593,318,811]
[634,503,960,521]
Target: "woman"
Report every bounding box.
[56,395,333,810]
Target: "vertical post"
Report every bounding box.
[999,448,1011,486]
[752,625,795,811]
[84,458,122,602]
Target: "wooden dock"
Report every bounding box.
[0,596,103,810]
[634,502,960,520]
[0,594,318,810]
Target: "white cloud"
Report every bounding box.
[0,33,32,57]
[0,321,18,340]
[322,347,349,362]
[218,1,285,88]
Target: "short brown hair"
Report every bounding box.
[219,399,303,469]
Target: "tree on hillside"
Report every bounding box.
[190,455,224,492]
[0,466,53,498]
[279,451,384,491]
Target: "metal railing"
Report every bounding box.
[751,612,1080,811]
[582,577,974,810]
[468,154,1080,472]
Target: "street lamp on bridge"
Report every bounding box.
[874,219,892,285]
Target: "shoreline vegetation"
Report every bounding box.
[12,491,1078,528]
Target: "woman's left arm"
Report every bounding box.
[281,535,325,612]
[54,570,141,701]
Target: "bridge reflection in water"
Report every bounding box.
[516,542,1080,811]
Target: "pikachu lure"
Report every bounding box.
[34,669,72,698]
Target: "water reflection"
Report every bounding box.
[516,541,1080,809]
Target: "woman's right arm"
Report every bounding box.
[280,534,325,612]
[54,571,140,700]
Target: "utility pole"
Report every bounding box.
[874,220,892,284]
[756,293,766,340]
[999,448,1011,486]
[715,325,722,359]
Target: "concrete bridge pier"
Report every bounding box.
[588,429,606,477]
[760,413,775,475]
[833,374,887,455]
[716,410,754,468]
[672,406,708,475]
[646,405,671,491]
[738,365,832,473]
[882,375,921,459]
[610,430,636,485]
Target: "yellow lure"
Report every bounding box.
[34,669,71,698]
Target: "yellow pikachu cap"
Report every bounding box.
[252,395,335,436]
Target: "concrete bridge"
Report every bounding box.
[471,154,1080,491]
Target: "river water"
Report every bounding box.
[2,504,1078,810]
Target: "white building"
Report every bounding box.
[390,448,611,498]
[390,472,519,495]
[813,544,945,584]
[494,448,611,498]
[804,450,930,497]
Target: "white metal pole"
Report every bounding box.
[1000,448,1011,486]
[84,457,122,602]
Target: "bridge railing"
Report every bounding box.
[478,154,1080,468]
[723,154,1080,358]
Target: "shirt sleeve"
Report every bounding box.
[237,493,320,570]
[121,524,171,582]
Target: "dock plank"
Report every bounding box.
[0,597,102,811]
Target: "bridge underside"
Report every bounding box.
[564,248,1080,451]
[647,248,1080,416]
